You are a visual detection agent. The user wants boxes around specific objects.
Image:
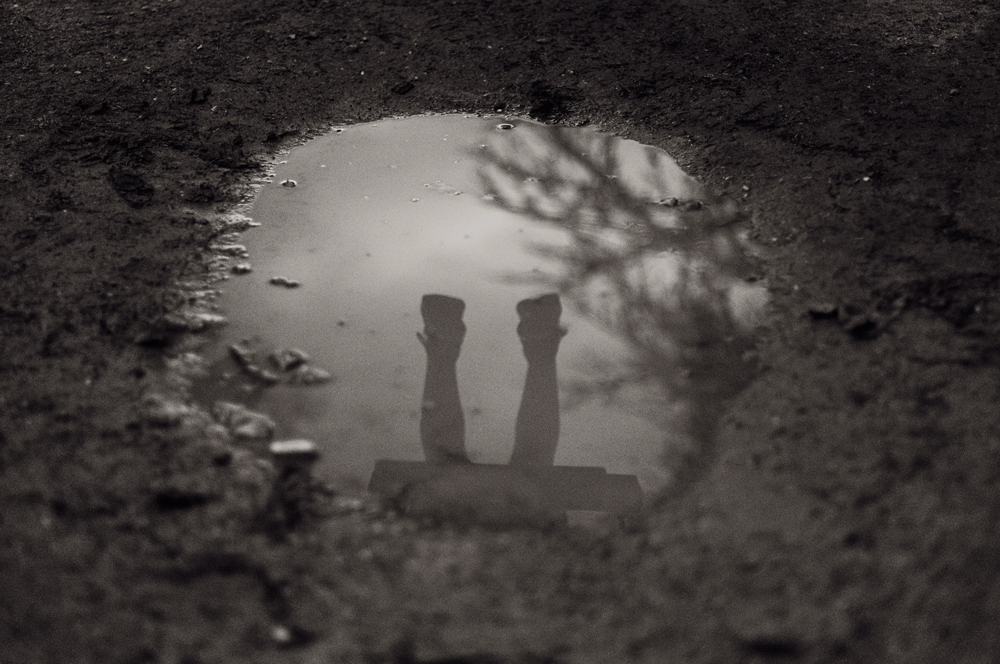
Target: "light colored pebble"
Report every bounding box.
[269,276,300,288]
[287,364,333,385]
[142,394,191,425]
[213,244,249,258]
[271,625,293,644]
[214,401,275,441]
[163,311,228,332]
[269,439,320,464]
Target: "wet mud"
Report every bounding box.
[2,1,1000,663]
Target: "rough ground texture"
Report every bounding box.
[2,0,1000,662]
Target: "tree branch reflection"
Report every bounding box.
[477,124,767,496]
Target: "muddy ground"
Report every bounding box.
[2,0,1000,662]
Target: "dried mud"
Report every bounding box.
[2,1,999,663]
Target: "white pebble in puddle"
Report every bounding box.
[270,439,319,463]
[214,244,249,258]
[197,114,768,517]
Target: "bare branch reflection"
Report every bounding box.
[477,123,768,497]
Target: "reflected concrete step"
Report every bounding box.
[369,460,641,514]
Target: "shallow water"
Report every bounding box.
[196,114,767,521]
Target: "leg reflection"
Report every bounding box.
[389,291,639,525]
[510,293,566,467]
[417,294,469,463]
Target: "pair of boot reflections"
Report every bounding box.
[368,293,644,525]
[416,292,566,466]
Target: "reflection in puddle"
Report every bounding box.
[195,115,767,526]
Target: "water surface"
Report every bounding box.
[197,114,767,522]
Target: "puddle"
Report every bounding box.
[194,114,767,525]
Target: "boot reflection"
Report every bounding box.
[416,294,469,464]
[418,292,565,468]
[511,293,566,467]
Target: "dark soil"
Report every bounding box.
[2,1,999,662]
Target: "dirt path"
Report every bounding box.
[2,1,999,662]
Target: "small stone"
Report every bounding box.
[496,123,514,130]
[270,347,310,371]
[228,342,256,366]
[228,343,281,383]
[213,244,249,258]
[142,394,191,426]
[270,625,293,645]
[280,179,297,187]
[246,365,281,384]
[214,401,275,441]
[658,197,679,207]
[683,200,703,211]
[217,213,257,231]
[231,262,253,274]
[287,364,334,385]
[269,276,300,288]
[270,439,320,463]
[212,401,243,424]
[163,311,228,332]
